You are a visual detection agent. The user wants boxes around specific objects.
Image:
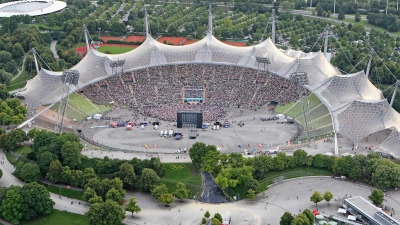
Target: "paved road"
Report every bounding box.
[50,40,59,62]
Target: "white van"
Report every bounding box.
[160,131,164,137]
[163,131,168,137]
[168,129,174,137]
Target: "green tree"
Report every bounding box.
[124,197,141,218]
[280,212,294,225]
[293,149,308,166]
[157,193,174,206]
[105,187,124,203]
[211,217,221,225]
[204,211,210,218]
[12,43,24,58]
[281,1,295,12]
[274,152,287,170]
[20,182,54,219]
[37,152,57,175]
[4,128,28,150]
[141,168,160,191]
[89,195,103,205]
[323,191,333,205]
[46,160,63,183]
[338,11,345,20]
[369,189,384,206]
[213,213,223,224]
[151,184,168,199]
[14,163,40,183]
[292,213,310,225]
[1,189,24,224]
[85,200,125,225]
[116,162,136,188]
[0,84,8,101]
[189,142,217,168]
[173,182,190,202]
[247,189,256,201]
[310,191,324,206]
[302,209,314,225]
[27,128,40,141]
[84,187,97,202]
[355,12,361,22]
[61,141,82,169]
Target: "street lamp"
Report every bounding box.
[98,27,101,38]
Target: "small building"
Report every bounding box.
[343,196,400,225]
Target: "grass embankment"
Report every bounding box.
[14,146,32,157]
[160,163,202,198]
[46,185,85,201]
[228,167,331,199]
[8,71,28,91]
[20,209,88,225]
[97,45,135,54]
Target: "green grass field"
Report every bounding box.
[20,209,88,225]
[46,185,85,201]
[97,46,135,54]
[51,102,87,121]
[160,163,202,198]
[8,71,29,91]
[13,146,33,157]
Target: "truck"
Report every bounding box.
[168,129,174,138]
[93,114,102,120]
[189,130,199,139]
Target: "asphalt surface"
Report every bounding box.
[199,172,230,203]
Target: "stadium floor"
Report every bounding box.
[78,106,391,156]
[80,106,297,153]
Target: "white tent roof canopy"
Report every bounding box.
[19,33,400,155]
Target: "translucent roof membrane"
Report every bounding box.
[19,34,400,155]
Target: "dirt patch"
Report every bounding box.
[222,41,247,47]
[124,35,146,42]
[100,36,122,42]
[158,36,186,45]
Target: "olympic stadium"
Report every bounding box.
[0,0,66,17]
[18,10,400,157]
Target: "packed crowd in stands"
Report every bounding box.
[81,64,300,121]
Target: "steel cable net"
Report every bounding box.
[336,100,400,143]
[319,71,384,109]
[19,34,400,154]
[375,127,400,158]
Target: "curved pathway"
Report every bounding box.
[50,40,60,62]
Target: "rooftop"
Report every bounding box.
[0,0,66,17]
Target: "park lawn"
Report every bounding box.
[160,163,202,198]
[31,23,63,31]
[228,167,331,200]
[51,102,87,121]
[20,209,88,225]
[14,146,33,157]
[97,46,135,54]
[46,185,85,201]
[8,71,29,91]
